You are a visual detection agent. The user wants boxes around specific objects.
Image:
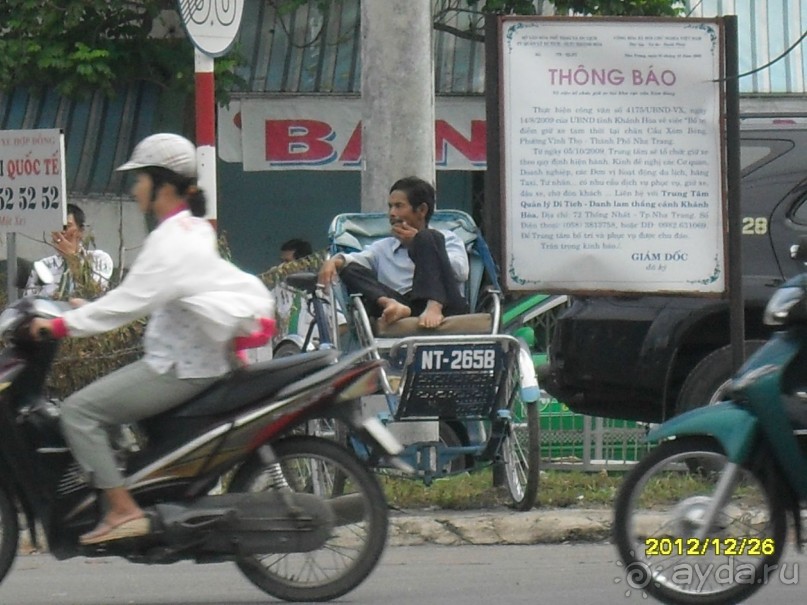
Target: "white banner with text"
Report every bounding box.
[0,129,66,236]
[219,96,486,171]
[500,18,726,294]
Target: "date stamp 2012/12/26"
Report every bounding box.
[645,537,775,557]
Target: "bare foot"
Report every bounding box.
[379,297,411,325]
[418,300,444,328]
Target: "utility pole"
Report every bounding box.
[360,1,434,212]
[178,0,244,225]
[360,1,437,444]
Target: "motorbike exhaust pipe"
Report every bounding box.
[150,492,335,555]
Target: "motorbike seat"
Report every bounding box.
[170,349,339,418]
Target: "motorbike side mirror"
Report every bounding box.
[32,260,55,286]
[790,236,807,262]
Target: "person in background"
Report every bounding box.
[279,238,313,263]
[30,133,273,545]
[24,203,113,298]
[274,238,316,345]
[318,176,468,329]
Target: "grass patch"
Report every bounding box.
[382,468,628,510]
[539,469,624,507]
[383,466,759,511]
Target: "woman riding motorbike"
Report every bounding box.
[30,133,273,545]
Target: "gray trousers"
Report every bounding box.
[60,360,219,489]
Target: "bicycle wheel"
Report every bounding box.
[229,436,389,602]
[613,437,787,605]
[502,375,540,510]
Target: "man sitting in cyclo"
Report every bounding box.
[318,176,469,329]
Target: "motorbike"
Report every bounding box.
[611,238,807,605]
[0,295,407,602]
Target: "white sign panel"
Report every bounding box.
[0,129,66,236]
[501,18,725,294]
[178,0,243,57]
[231,96,486,171]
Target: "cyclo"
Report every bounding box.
[275,210,541,510]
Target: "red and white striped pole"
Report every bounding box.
[195,49,217,226]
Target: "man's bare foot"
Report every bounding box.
[379,297,411,325]
[418,300,444,328]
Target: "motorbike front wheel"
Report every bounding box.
[613,436,787,605]
[229,436,388,602]
[0,484,17,585]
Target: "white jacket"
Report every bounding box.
[63,210,274,377]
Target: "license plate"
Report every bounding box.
[414,345,500,372]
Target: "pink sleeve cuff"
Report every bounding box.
[233,317,277,352]
[51,318,69,339]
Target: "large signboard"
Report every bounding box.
[220,97,486,171]
[500,18,726,294]
[0,129,66,236]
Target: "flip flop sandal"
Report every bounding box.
[80,517,151,545]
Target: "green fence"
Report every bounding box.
[505,296,653,471]
[533,354,651,470]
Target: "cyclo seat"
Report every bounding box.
[327,209,502,341]
[371,313,494,337]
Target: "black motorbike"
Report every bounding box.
[0,296,405,602]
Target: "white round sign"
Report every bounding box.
[178,0,244,57]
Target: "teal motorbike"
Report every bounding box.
[613,243,807,605]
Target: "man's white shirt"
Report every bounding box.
[24,249,113,298]
[340,230,469,295]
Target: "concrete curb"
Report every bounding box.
[18,508,615,554]
[389,508,613,546]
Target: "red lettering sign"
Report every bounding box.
[435,120,486,166]
[263,118,487,168]
[265,120,337,166]
[338,122,362,164]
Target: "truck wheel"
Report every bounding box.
[675,339,766,415]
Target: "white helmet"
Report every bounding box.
[116,133,197,178]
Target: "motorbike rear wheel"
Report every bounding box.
[229,436,388,602]
[613,436,787,605]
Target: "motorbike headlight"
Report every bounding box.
[763,286,806,325]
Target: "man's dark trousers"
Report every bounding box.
[339,229,468,318]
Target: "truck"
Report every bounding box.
[540,115,807,422]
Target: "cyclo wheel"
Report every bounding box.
[229,436,389,602]
[613,436,787,605]
[502,365,540,510]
